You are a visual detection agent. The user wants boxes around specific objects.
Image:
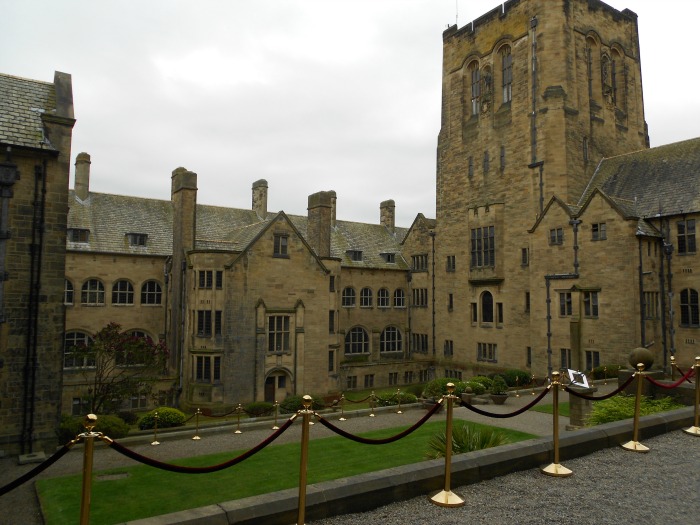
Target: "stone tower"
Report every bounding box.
[433,0,648,372]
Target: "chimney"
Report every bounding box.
[307,191,333,258]
[380,199,395,233]
[252,179,268,219]
[74,152,91,200]
[171,167,198,254]
[329,190,337,228]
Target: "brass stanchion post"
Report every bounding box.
[541,372,572,476]
[515,376,520,398]
[396,388,403,414]
[603,366,608,385]
[192,408,201,440]
[235,403,243,434]
[670,355,676,381]
[272,400,280,430]
[683,356,700,436]
[151,411,160,445]
[621,363,650,452]
[339,394,346,421]
[369,391,376,417]
[429,383,465,507]
[531,374,536,396]
[79,414,99,525]
[296,395,314,525]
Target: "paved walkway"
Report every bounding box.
[0,383,613,525]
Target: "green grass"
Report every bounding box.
[531,402,570,418]
[37,420,534,524]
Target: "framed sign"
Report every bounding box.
[567,369,589,388]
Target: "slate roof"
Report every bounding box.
[0,73,57,151]
[580,137,700,218]
[67,191,411,269]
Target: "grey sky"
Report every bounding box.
[3,0,698,226]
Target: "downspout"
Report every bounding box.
[177,260,186,406]
[659,236,668,365]
[22,161,47,453]
[530,16,539,165]
[407,270,413,357]
[638,238,646,347]
[664,227,675,367]
[429,231,436,357]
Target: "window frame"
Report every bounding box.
[267,315,291,353]
[273,233,289,257]
[380,326,402,353]
[377,288,390,308]
[677,219,697,254]
[341,287,356,307]
[141,280,162,305]
[393,288,406,308]
[345,326,369,354]
[64,279,74,305]
[63,331,95,369]
[680,288,700,327]
[549,228,564,245]
[470,226,495,268]
[81,279,105,305]
[501,45,512,103]
[592,223,607,241]
[111,279,135,305]
[559,291,573,317]
[359,287,373,308]
[583,291,599,318]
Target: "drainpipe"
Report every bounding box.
[659,236,668,366]
[664,232,675,369]
[176,260,186,406]
[638,238,646,347]
[544,273,579,378]
[429,231,436,357]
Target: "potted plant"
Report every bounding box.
[489,375,509,405]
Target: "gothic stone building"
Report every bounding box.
[62,0,699,415]
[0,72,74,455]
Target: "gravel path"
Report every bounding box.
[310,431,700,525]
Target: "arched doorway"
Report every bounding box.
[264,370,291,403]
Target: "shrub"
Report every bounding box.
[470,376,493,391]
[502,369,532,388]
[463,381,486,396]
[591,364,623,380]
[405,384,425,397]
[426,421,510,459]
[588,395,684,425]
[490,375,508,395]
[422,378,468,399]
[244,402,274,417]
[375,392,418,407]
[116,410,139,425]
[279,395,324,414]
[138,407,186,430]
[57,414,131,444]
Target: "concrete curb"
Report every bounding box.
[120,407,695,525]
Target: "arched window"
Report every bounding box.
[342,287,356,307]
[469,61,481,115]
[64,279,74,305]
[501,46,512,103]
[63,331,94,369]
[481,291,494,323]
[393,288,406,308]
[380,327,402,353]
[141,280,162,305]
[680,289,699,327]
[377,288,390,308]
[112,280,134,304]
[81,279,104,305]
[116,330,153,366]
[360,287,373,308]
[601,54,613,104]
[345,327,369,354]
[585,36,598,100]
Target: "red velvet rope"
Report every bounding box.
[0,442,74,496]
[104,417,295,474]
[564,374,635,400]
[460,386,551,418]
[314,401,442,444]
[674,364,695,384]
[345,395,373,404]
[645,368,696,389]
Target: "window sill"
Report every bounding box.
[112,303,135,307]
[273,254,290,259]
[342,305,356,309]
[80,303,106,307]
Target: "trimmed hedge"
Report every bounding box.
[470,376,493,391]
[279,395,324,414]
[138,407,186,430]
[502,369,532,388]
[422,378,468,399]
[244,402,275,417]
[375,392,418,407]
[57,414,130,444]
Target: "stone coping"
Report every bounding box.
[119,407,695,525]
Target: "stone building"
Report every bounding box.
[0,72,74,455]
[430,0,698,379]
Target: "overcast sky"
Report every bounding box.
[3,0,700,226]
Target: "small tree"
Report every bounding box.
[72,322,168,414]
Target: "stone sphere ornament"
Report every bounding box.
[628,347,654,370]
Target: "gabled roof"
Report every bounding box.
[528,195,577,233]
[401,213,436,246]
[0,73,61,151]
[67,191,411,269]
[579,137,700,218]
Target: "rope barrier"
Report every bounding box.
[344,394,373,404]
[673,363,695,384]
[315,400,443,444]
[460,386,551,418]
[102,416,296,474]
[565,374,635,400]
[0,442,75,497]
[645,368,695,389]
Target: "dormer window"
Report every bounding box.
[347,250,363,262]
[127,233,148,246]
[381,252,396,263]
[68,228,89,243]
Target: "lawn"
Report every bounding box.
[531,402,571,418]
[37,421,534,524]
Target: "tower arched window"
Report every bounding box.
[501,46,512,103]
[481,291,494,323]
[469,61,481,116]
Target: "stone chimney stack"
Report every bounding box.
[307,191,333,258]
[380,199,395,233]
[329,190,337,228]
[252,179,268,219]
[74,152,91,200]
